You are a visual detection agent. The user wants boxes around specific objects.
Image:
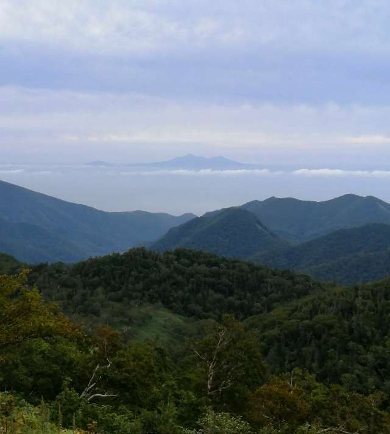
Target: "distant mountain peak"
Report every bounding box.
[86,160,112,167]
[242,193,390,244]
[178,154,240,162]
[143,154,256,170]
[151,206,286,259]
[167,154,235,162]
[182,153,198,158]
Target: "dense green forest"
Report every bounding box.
[152,208,285,259]
[242,194,390,243]
[246,277,390,394]
[150,199,390,285]
[0,253,22,275]
[2,249,390,433]
[28,248,324,325]
[302,249,390,285]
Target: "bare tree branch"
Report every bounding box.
[80,358,117,402]
[88,392,119,402]
[193,327,239,397]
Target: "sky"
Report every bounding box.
[1,0,390,213]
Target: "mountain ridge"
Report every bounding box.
[151,207,287,258]
[132,154,257,170]
[0,180,195,263]
[242,193,390,243]
[253,223,390,284]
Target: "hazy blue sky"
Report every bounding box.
[1,1,390,212]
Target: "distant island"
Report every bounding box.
[86,155,258,170]
[85,160,113,167]
[133,154,257,170]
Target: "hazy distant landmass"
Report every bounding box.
[86,154,257,170]
[86,160,113,167]
[135,154,257,170]
[3,156,390,216]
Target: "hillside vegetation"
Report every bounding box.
[2,181,390,287]
[0,253,22,274]
[243,194,390,243]
[0,181,194,263]
[151,207,286,259]
[254,223,390,284]
[305,249,390,284]
[245,277,390,396]
[29,248,324,327]
[3,250,390,433]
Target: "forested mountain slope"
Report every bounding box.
[243,194,390,243]
[0,216,91,263]
[25,248,390,405]
[253,223,390,284]
[0,252,21,274]
[304,249,390,285]
[29,248,325,325]
[4,268,390,433]
[0,180,194,263]
[151,207,286,259]
[245,277,390,396]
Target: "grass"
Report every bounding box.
[69,302,190,347]
[0,393,84,433]
[128,305,189,344]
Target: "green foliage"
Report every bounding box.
[182,408,252,433]
[304,249,390,285]
[0,393,83,433]
[0,336,88,402]
[117,305,190,345]
[248,369,390,433]
[186,315,266,412]
[0,271,81,356]
[107,341,165,407]
[254,223,390,284]
[0,253,21,275]
[0,272,88,402]
[245,279,390,395]
[3,249,390,433]
[53,388,144,434]
[29,248,324,324]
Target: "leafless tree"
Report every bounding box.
[80,358,118,402]
[193,328,236,396]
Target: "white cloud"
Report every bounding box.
[293,169,390,178]
[0,169,24,174]
[119,169,276,177]
[0,0,245,55]
[4,164,390,179]
[121,168,390,178]
[342,135,390,145]
[2,87,390,165]
[1,0,390,56]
